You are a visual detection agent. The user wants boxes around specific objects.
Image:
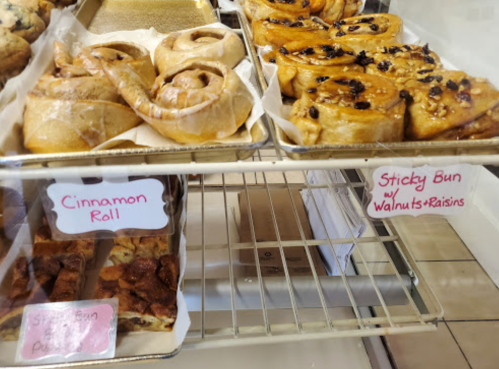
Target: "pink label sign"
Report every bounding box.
[367,164,476,218]
[17,300,117,363]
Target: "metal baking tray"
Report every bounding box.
[0,0,269,168]
[238,15,499,160]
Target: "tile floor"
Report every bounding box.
[360,217,499,369]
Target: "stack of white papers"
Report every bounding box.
[301,171,366,276]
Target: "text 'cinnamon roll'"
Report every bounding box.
[289,72,405,144]
[102,58,254,144]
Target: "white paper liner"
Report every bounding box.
[0,175,190,363]
[0,11,264,154]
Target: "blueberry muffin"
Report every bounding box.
[0,0,45,43]
[0,27,31,89]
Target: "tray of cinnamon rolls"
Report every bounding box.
[0,0,269,166]
[238,0,499,159]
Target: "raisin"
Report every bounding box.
[279,47,289,55]
[309,106,319,119]
[389,46,402,54]
[269,58,276,63]
[269,18,279,24]
[297,16,304,20]
[321,45,334,52]
[399,90,414,104]
[15,19,22,28]
[116,54,124,61]
[461,78,471,89]
[429,86,443,97]
[403,45,411,51]
[435,76,443,83]
[424,55,435,64]
[307,87,317,93]
[349,79,365,98]
[316,76,330,83]
[377,60,392,72]
[359,17,374,23]
[417,69,434,74]
[335,48,345,57]
[54,67,61,75]
[301,47,315,55]
[345,51,354,55]
[348,25,360,32]
[457,91,471,102]
[290,21,303,27]
[370,24,379,31]
[281,19,292,26]
[326,50,336,59]
[354,51,374,66]
[382,46,388,54]
[336,31,346,37]
[302,0,310,6]
[446,80,459,91]
[354,101,371,110]
[417,76,435,83]
[334,80,350,85]
[333,20,346,29]
[422,43,430,55]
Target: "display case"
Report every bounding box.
[0,0,498,367]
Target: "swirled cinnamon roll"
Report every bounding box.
[244,0,310,22]
[329,14,403,53]
[402,71,499,140]
[252,16,329,48]
[365,44,443,87]
[102,58,254,144]
[0,0,45,43]
[319,0,362,24]
[154,27,245,73]
[266,40,362,98]
[23,42,153,153]
[289,72,405,144]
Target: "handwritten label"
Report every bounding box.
[367,164,476,218]
[47,179,168,233]
[17,300,117,364]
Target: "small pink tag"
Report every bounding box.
[17,300,117,363]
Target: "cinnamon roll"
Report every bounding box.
[23,42,153,153]
[329,14,403,53]
[402,71,499,140]
[319,0,362,24]
[0,27,31,89]
[267,40,362,98]
[365,44,443,87]
[0,0,45,43]
[102,58,254,144]
[244,0,310,22]
[154,27,245,73]
[289,72,405,144]
[252,16,329,48]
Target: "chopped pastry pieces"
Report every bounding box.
[0,254,86,340]
[329,13,403,53]
[154,27,245,73]
[289,72,405,144]
[266,40,362,98]
[93,255,179,331]
[109,235,170,265]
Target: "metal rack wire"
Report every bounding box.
[181,149,443,349]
